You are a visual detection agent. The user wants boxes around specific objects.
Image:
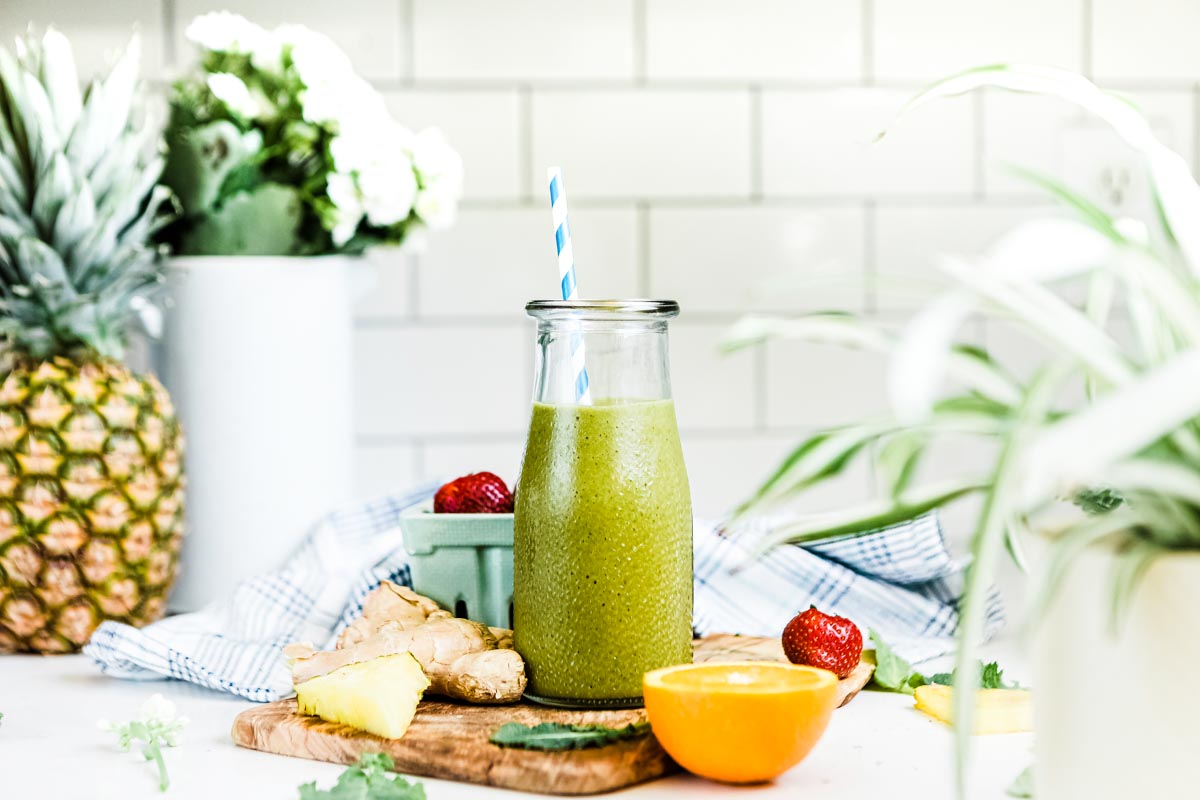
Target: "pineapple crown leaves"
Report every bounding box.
[0,28,172,362]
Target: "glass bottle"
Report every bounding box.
[513,300,693,708]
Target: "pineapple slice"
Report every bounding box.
[296,652,431,739]
[913,684,1033,734]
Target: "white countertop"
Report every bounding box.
[0,646,1031,800]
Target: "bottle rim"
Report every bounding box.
[525,299,680,319]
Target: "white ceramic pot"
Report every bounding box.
[160,255,364,611]
[1034,542,1200,799]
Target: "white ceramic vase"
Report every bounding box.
[1034,542,1200,799]
[160,255,363,611]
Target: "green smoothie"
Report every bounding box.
[513,398,693,707]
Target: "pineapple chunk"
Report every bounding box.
[296,652,430,739]
[913,684,1033,734]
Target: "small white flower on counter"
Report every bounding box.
[99,693,189,792]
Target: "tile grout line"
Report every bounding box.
[863,199,877,314]
[407,251,421,320]
[363,77,1196,92]
[753,344,769,433]
[518,85,534,202]
[1081,0,1093,78]
[973,92,987,200]
[749,86,764,202]
[861,0,875,85]
[402,0,416,85]
[633,0,647,85]
[1194,84,1200,171]
[457,193,1055,211]
[161,0,176,68]
[413,440,426,482]
[636,202,651,295]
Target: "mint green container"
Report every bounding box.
[399,502,514,630]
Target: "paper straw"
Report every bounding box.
[548,167,592,404]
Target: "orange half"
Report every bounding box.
[643,661,839,784]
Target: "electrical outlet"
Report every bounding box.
[1055,112,1187,219]
[1056,125,1150,215]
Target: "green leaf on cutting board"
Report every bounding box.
[489,721,652,751]
[298,753,425,800]
[868,629,926,694]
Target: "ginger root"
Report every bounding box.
[287,582,526,704]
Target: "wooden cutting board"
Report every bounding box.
[232,635,874,796]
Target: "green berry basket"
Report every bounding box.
[399,501,514,630]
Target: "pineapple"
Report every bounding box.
[296,652,431,739]
[0,30,183,653]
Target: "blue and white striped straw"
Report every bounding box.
[548,166,592,404]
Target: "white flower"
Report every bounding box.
[413,181,459,230]
[360,158,418,227]
[206,73,259,118]
[326,172,359,211]
[301,75,387,130]
[139,693,178,726]
[326,173,364,246]
[279,25,353,87]
[410,127,464,188]
[249,32,284,74]
[185,12,268,54]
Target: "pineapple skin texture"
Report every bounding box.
[296,652,431,740]
[913,684,1034,734]
[0,357,185,653]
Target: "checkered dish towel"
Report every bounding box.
[84,484,1004,702]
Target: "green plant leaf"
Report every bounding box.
[489,722,652,751]
[1016,347,1200,509]
[1005,165,1123,243]
[748,478,986,559]
[180,183,300,255]
[1007,765,1034,798]
[867,629,926,694]
[951,365,1066,797]
[298,753,425,800]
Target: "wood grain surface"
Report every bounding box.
[231,635,875,795]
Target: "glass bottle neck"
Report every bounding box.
[531,318,673,405]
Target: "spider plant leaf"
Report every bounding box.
[1108,537,1161,634]
[1004,164,1123,243]
[739,422,894,516]
[1017,347,1200,508]
[1103,458,1200,510]
[952,365,1067,799]
[889,288,978,421]
[747,478,986,558]
[877,63,1200,276]
[945,345,1023,408]
[941,256,1132,384]
[981,217,1116,283]
[1028,507,1146,630]
[876,430,926,500]
[721,312,891,354]
[1003,514,1032,574]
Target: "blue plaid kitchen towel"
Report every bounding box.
[84,486,1004,702]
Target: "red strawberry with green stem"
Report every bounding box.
[434,472,515,514]
[781,606,863,679]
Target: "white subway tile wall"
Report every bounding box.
[2,1,1197,527]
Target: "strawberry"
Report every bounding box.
[434,472,515,514]
[781,606,863,679]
